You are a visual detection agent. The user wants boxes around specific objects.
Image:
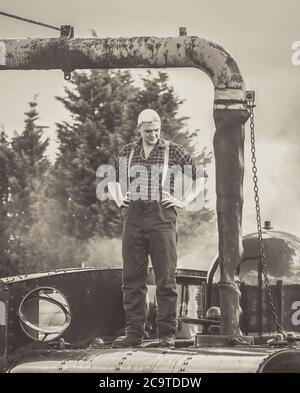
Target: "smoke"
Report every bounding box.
[84,219,218,273]
[86,237,123,268]
[268,100,299,236]
[241,74,300,238]
[177,220,218,271]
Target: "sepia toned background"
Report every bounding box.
[0,0,299,271]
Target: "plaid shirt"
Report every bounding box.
[112,137,204,200]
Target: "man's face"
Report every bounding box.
[139,122,161,145]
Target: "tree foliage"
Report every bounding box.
[55,69,214,241]
[0,98,50,276]
[0,70,214,277]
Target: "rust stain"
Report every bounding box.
[0,36,245,92]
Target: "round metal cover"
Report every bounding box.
[239,229,300,284]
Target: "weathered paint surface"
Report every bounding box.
[213,109,249,335]
[9,346,275,373]
[0,36,246,104]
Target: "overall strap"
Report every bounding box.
[161,140,169,186]
[127,142,136,181]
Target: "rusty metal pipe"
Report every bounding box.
[0,36,246,106]
[213,109,248,335]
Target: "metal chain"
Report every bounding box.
[0,11,60,31]
[247,99,285,336]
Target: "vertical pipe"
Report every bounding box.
[213,109,249,336]
[276,280,283,327]
[258,258,263,336]
[240,282,248,335]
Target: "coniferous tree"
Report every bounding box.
[10,98,49,226]
[130,70,214,236]
[1,72,215,277]
[4,98,50,275]
[0,130,17,276]
[55,69,139,239]
[22,171,89,273]
[135,71,192,149]
[55,69,214,242]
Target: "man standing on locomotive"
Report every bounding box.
[108,109,206,348]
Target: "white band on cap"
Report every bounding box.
[137,109,161,126]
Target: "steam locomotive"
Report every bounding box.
[1,224,299,373]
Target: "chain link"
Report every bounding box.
[247,100,285,336]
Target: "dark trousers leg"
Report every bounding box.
[147,228,178,336]
[122,224,149,337]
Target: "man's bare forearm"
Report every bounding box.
[107,181,123,207]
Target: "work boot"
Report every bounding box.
[159,333,176,348]
[112,335,143,348]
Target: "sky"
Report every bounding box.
[0,0,300,243]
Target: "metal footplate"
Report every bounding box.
[195,334,254,347]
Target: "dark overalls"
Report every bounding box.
[119,138,178,338]
[121,200,178,338]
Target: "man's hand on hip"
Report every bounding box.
[120,192,131,208]
[161,191,184,209]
